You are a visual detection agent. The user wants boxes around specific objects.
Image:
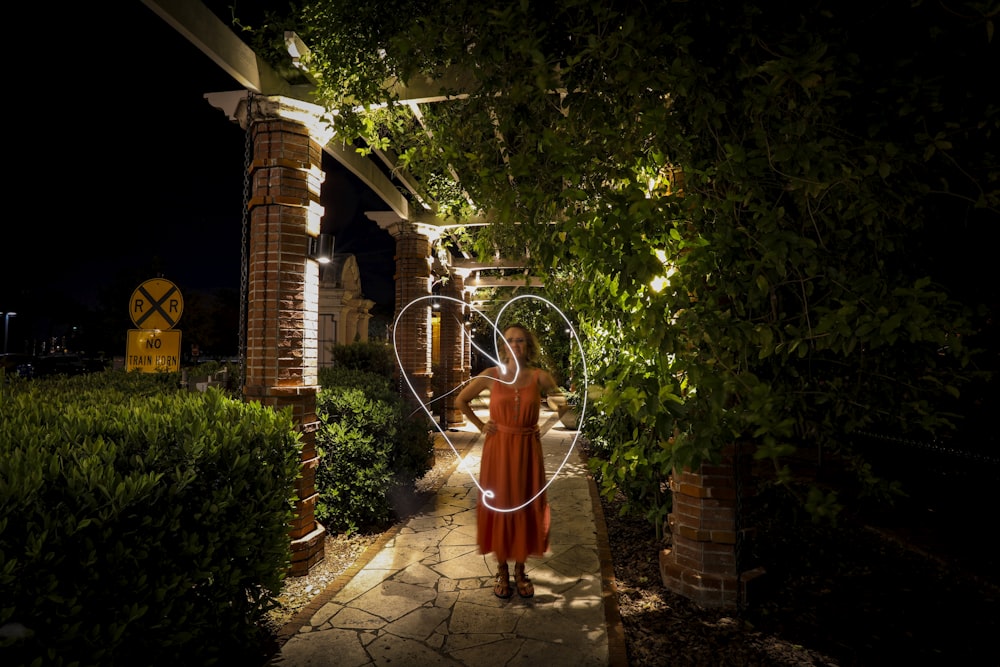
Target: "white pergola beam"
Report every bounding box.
[467,276,545,289]
[451,258,529,270]
[146,0,546,294]
[141,0,294,96]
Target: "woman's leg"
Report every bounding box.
[494,561,512,599]
[514,562,534,598]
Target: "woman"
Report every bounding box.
[456,324,562,599]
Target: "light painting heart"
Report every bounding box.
[393,294,588,512]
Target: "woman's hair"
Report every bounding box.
[499,323,540,366]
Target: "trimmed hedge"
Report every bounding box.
[0,370,301,666]
[316,357,433,535]
[328,341,398,377]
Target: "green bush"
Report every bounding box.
[0,370,301,666]
[316,362,433,535]
[586,405,673,539]
[330,341,397,376]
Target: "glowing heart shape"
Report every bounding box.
[393,293,588,512]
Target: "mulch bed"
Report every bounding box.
[600,462,1000,666]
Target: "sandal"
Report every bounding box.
[493,562,512,599]
[514,563,534,598]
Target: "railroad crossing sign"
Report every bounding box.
[130,279,184,330]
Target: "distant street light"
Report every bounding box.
[3,312,16,354]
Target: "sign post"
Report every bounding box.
[126,279,184,373]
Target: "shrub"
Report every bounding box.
[0,370,301,666]
[316,362,433,535]
[329,341,397,376]
[586,404,673,539]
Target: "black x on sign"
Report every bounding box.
[130,279,184,330]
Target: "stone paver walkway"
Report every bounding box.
[269,402,626,666]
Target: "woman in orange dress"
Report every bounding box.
[456,324,561,599]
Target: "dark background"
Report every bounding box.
[0,2,396,359]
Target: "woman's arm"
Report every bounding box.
[456,370,494,433]
[537,369,562,398]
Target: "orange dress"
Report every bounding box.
[477,369,551,563]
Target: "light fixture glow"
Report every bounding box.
[3,312,16,355]
[308,233,335,264]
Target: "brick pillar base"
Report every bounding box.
[659,443,765,608]
[289,424,325,576]
[246,385,327,577]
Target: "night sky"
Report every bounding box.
[1,3,396,354]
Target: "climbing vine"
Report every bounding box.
[245,0,997,526]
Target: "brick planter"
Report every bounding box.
[659,443,765,608]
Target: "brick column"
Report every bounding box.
[369,214,436,408]
[244,114,326,576]
[440,271,468,427]
[659,443,765,608]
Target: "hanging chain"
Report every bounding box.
[237,91,255,394]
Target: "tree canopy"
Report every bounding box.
[248,0,998,526]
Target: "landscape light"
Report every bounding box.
[3,312,16,354]
[308,233,335,264]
